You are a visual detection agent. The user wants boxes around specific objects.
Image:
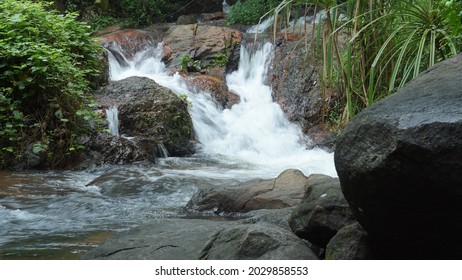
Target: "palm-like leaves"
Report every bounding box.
[267,0,462,126]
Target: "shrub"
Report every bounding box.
[112,0,171,27]
[227,0,279,25]
[0,0,102,168]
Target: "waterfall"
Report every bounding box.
[222,0,230,13]
[106,40,336,177]
[247,16,275,34]
[157,143,169,158]
[105,106,119,137]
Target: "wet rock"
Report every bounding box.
[268,38,323,135]
[325,222,373,260]
[288,174,356,249]
[186,169,309,213]
[183,75,238,109]
[110,76,194,156]
[95,76,195,157]
[82,218,317,260]
[306,125,338,152]
[177,14,200,25]
[334,53,462,259]
[98,29,162,63]
[162,24,242,71]
[78,135,156,168]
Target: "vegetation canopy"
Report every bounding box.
[0,0,102,168]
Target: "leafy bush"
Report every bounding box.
[112,0,171,27]
[0,0,102,168]
[227,0,279,25]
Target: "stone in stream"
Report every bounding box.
[185,169,310,213]
[82,218,317,260]
[335,53,462,259]
[76,76,195,169]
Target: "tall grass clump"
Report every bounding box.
[268,0,462,127]
[0,0,102,168]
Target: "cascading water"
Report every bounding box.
[0,38,336,259]
[105,106,120,137]
[108,40,336,177]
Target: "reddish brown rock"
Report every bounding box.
[162,24,242,69]
[99,29,161,60]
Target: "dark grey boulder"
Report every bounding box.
[288,174,356,249]
[82,218,317,260]
[97,76,195,157]
[334,53,462,259]
[325,222,372,260]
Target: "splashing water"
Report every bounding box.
[0,38,337,259]
[108,41,336,177]
[105,106,119,137]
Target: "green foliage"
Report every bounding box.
[270,0,462,127]
[227,0,280,25]
[178,54,202,72]
[113,0,171,27]
[209,53,229,68]
[89,14,119,31]
[0,0,102,168]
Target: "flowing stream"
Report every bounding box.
[0,39,336,259]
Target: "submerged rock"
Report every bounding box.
[335,53,462,259]
[98,29,162,63]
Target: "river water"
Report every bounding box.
[0,40,336,259]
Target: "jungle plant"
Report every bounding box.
[179,54,202,72]
[209,53,229,68]
[227,0,281,25]
[269,0,462,126]
[0,0,102,168]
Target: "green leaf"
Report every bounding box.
[32,143,43,154]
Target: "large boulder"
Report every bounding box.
[186,169,310,213]
[162,24,242,71]
[96,76,195,157]
[334,54,462,259]
[288,174,356,250]
[82,218,317,260]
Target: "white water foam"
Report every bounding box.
[105,106,120,137]
[247,16,275,34]
[107,41,336,178]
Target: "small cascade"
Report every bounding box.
[156,143,169,158]
[222,0,230,13]
[247,16,275,34]
[105,38,337,177]
[105,106,120,137]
